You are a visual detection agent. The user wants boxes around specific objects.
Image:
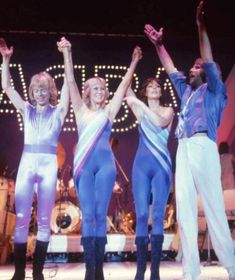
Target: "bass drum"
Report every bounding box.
[50,202,82,234]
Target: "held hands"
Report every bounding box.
[132,46,142,63]
[57,37,71,53]
[144,24,163,46]
[0,38,13,59]
[196,1,204,26]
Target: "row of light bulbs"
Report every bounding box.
[0,64,180,133]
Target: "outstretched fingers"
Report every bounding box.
[0,38,13,57]
[144,24,163,44]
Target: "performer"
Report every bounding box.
[125,76,174,280]
[144,2,235,280]
[0,38,69,280]
[61,37,142,280]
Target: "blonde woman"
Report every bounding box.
[60,37,141,280]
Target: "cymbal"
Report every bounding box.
[57,142,66,169]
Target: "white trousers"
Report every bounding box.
[176,136,235,278]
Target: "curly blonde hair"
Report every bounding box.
[28,72,58,106]
[83,77,109,108]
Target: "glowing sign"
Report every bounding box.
[0,64,179,133]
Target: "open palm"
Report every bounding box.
[0,38,13,58]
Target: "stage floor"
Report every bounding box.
[0,261,230,280]
[47,233,175,253]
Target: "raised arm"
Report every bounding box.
[56,38,71,124]
[126,94,174,128]
[125,87,142,121]
[144,24,176,75]
[57,78,69,124]
[0,38,25,113]
[196,1,213,63]
[57,37,82,115]
[107,46,142,122]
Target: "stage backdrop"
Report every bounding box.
[0,32,234,213]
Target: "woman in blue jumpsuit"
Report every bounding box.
[126,77,174,280]
[62,37,142,280]
[0,38,69,280]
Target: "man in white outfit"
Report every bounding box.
[144,1,235,280]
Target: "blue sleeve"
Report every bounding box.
[169,71,188,100]
[202,63,226,97]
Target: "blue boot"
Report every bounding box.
[95,237,107,280]
[81,237,96,280]
[150,234,164,280]
[134,236,149,280]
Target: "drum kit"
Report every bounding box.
[51,172,82,235]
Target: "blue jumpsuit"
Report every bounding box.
[132,114,172,237]
[73,110,116,237]
[14,102,62,243]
